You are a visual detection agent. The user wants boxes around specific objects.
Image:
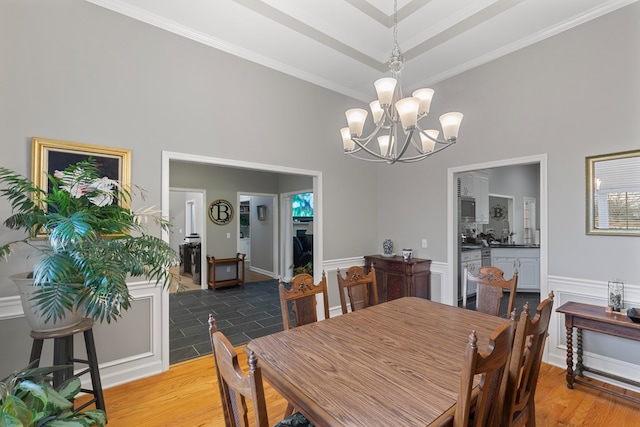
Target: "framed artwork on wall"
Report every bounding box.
[31,137,132,235]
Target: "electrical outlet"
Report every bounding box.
[226,233,231,239]
[226,266,231,273]
[422,239,428,248]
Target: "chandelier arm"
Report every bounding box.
[393,140,457,163]
[349,122,388,157]
[409,133,425,154]
[395,130,414,159]
[343,152,395,163]
[350,136,390,160]
[416,126,456,144]
[348,135,375,154]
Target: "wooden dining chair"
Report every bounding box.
[463,266,518,317]
[453,318,517,427]
[278,272,330,418]
[279,271,330,330]
[336,265,379,314]
[500,291,555,427]
[208,314,312,427]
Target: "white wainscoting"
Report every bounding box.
[547,275,640,393]
[3,265,636,394]
[0,280,165,391]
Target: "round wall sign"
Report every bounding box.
[490,204,507,220]
[208,199,234,225]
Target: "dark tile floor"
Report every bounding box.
[169,279,283,364]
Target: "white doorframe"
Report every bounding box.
[169,187,206,290]
[280,188,313,282]
[161,151,323,372]
[280,193,294,282]
[446,154,548,308]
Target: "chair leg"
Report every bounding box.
[284,402,295,417]
[525,402,535,427]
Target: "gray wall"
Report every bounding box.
[486,164,540,243]
[375,4,640,282]
[0,0,377,373]
[1,0,639,383]
[168,190,186,253]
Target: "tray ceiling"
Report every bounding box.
[87,0,636,101]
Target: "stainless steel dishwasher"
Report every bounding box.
[481,248,491,266]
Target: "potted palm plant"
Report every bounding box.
[0,361,106,426]
[0,159,179,330]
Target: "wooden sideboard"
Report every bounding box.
[364,255,432,301]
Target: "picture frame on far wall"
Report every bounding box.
[31,137,132,235]
[257,204,267,221]
[586,149,640,236]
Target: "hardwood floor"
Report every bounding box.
[170,264,272,294]
[78,350,640,426]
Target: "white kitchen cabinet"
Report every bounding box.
[458,174,474,197]
[490,248,539,291]
[473,174,489,224]
[238,238,251,261]
[458,173,489,224]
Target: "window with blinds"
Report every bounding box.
[591,152,640,233]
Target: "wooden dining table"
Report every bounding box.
[246,296,509,427]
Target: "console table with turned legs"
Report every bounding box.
[556,301,640,404]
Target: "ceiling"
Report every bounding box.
[87,0,636,102]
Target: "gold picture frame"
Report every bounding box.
[31,137,132,235]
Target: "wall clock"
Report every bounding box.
[208,199,234,225]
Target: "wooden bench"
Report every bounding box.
[207,253,246,291]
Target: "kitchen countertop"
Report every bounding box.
[461,244,540,251]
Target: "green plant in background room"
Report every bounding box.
[0,158,179,328]
[0,361,106,427]
[293,261,313,276]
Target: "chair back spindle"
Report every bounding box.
[500,291,555,427]
[455,318,517,427]
[337,266,379,314]
[279,271,329,330]
[463,266,518,317]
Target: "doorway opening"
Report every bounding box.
[237,192,278,283]
[162,152,323,368]
[446,154,547,311]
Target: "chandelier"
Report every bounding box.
[340,0,463,164]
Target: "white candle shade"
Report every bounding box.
[395,97,420,130]
[439,112,463,140]
[412,88,435,116]
[374,77,397,106]
[420,129,439,152]
[340,127,355,151]
[346,108,368,137]
[369,100,384,125]
[377,135,394,156]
